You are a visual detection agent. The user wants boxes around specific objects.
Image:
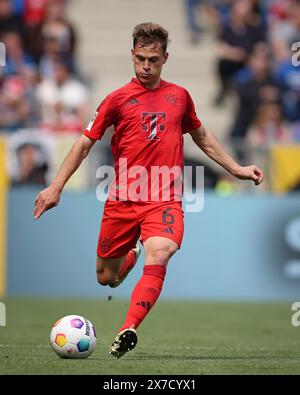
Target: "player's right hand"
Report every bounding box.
[33,184,61,219]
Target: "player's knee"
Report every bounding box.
[97,270,117,287]
[97,275,109,286]
[146,246,176,266]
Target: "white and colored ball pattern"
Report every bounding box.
[50,315,97,359]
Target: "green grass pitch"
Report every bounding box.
[0,298,299,375]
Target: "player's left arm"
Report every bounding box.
[189,125,264,185]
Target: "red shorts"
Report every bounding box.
[97,200,184,258]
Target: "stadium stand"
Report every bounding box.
[0,0,300,192]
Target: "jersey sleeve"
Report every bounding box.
[181,90,202,134]
[83,94,117,140]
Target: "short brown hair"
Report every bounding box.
[132,22,169,53]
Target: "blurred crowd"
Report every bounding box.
[0,0,88,134]
[0,0,90,187]
[1,0,299,191]
[186,0,300,154]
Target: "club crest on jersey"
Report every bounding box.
[141,112,166,140]
[164,93,178,106]
[86,111,98,131]
[99,237,112,253]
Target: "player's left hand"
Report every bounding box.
[233,165,264,186]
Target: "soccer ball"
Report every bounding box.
[50,315,97,359]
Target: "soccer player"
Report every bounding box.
[34,23,264,359]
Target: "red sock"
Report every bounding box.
[118,250,136,280]
[119,265,166,332]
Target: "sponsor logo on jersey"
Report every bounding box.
[141,112,166,140]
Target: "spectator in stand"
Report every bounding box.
[276,57,300,122]
[22,0,48,27]
[214,0,266,106]
[230,43,279,142]
[204,0,233,26]
[205,0,266,28]
[184,0,204,45]
[41,0,76,62]
[39,35,62,79]
[0,74,32,131]
[12,142,48,186]
[249,0,268,30]
[247,100,292,145]
[11,0,24,16]
[36,57,88,134]
[269,0,299,62]
[22,0,49,61]
[267,0,292,27]
[20,64,41,126]
[269,0,300,122]
[2,31,35,76]
[0,0,25,36]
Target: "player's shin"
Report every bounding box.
[119,265,166,332]
[118,246,139,281]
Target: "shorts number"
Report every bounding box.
[162,208,174,225]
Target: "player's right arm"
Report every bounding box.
[34,92,117,219]
[34,135,95,219]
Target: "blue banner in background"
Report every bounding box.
[7,189,300,300]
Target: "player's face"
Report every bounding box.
[131,43,168,89]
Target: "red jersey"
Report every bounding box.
[23,0,49,25]
[84,78,201,202]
